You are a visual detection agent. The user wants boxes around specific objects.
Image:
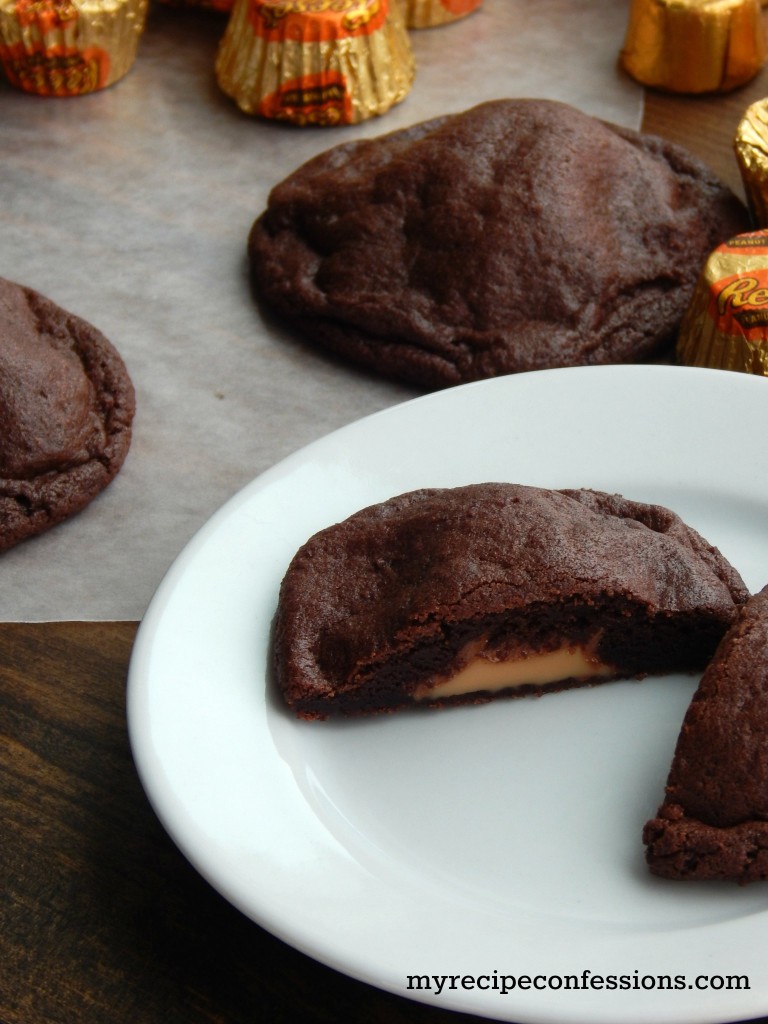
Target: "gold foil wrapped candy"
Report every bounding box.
[399,0,481,29]
[215,0,415,126]
[735,98,768,227]
[0,0,148,95]
[620,0,766,94]
[677,230,768,376]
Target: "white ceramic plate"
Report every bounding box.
[128,365,768,1024]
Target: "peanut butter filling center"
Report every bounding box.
[413,639,614,701]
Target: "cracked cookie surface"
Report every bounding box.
[0,277,135,552]
[249,98,750,390]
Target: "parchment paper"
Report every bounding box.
[0,0,643,621]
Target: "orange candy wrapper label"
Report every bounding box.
[400,0,481,28]
[251,0,388,40]
[712,273,768,332]
[216,0,414,125]
[0,0,147,95]
[15,0,77,29]
[677,231,768,375]
[440,0,480,11]
[0,37,109,93]
[259,70,354,125]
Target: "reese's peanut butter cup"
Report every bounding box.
[215,0,414,126]
[0,0,148,95]
[620,0,766,94]
[399,0,481,28]
[735,98,768,227]
[677,230,768,375]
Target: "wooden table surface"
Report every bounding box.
[5,39,768,1024]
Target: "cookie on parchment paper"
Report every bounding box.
[249,98,749,390]
[0,276,135,553]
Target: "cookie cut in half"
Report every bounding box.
[0,277,135,553]
[644,585,768,883]
[249,98,749,390]
[274,483,748,719]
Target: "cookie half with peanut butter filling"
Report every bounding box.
[274,483,748,719]
[0,277,135,553]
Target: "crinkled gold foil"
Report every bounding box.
[620,0,766,94]
[677,230,768,375]
[215,0,414,126]
[735,98,768,228]
[398,0,481,29]
[0,0,147,94]
[0,0,148,95]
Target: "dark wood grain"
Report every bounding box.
[0,621,488,1024]
[6,35,768,1024]
[642,48,768,201]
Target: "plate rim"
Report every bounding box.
[127,364,768,1024]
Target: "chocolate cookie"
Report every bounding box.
[274,483,748,719]
[644,585,768,883]
[249,98,749,389]
[0,277,135,552]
